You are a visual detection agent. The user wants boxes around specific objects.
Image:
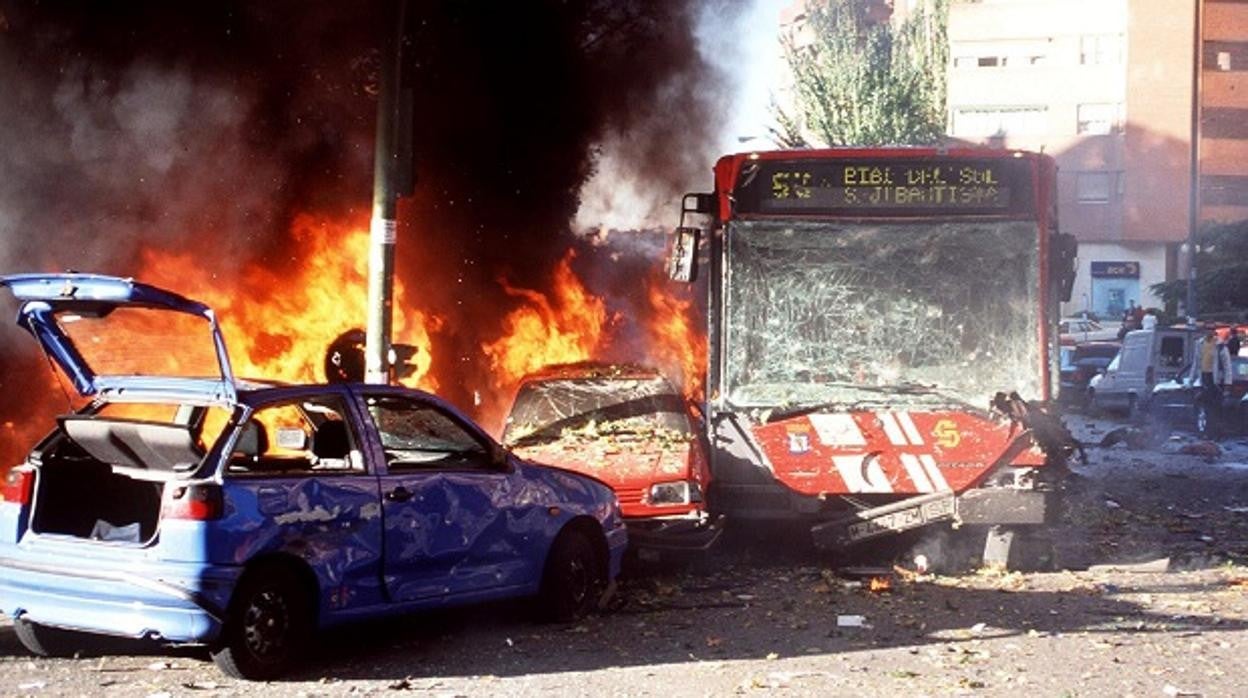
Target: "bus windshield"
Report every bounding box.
[723,219,1042,410]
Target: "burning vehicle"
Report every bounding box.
[0,273,626,680]
[667,148,1080,560]
[502,363,719,552]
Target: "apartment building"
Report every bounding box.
[950,0,1248,320]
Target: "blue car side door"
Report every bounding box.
[353,389,541,603]
[218,389,387,613]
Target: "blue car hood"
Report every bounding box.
[0,273,237,403]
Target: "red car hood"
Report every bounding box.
[512,438,689,492]
[751,409,1040,496]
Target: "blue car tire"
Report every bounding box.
[211,564,312,680]
[13,617,94,658]
[540,529,603,623]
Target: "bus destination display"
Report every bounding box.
[735,159,1033,216]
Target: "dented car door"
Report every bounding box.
[219,388,388,611]
[356,389,536,603]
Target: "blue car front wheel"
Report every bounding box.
[539,529,603,623]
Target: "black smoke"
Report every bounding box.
[0,0,736,462]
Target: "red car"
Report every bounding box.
[503,364,720,552]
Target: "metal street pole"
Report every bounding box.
[1186,0,1202,323]
[366,0,408,384]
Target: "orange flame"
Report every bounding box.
[868,576,893,593]
[138,213,440,389]
[645,272,706,399]
[481,248,606,389]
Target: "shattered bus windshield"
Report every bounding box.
[724,219,1041,410]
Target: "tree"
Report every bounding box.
[1151,221,1248,319]
[773,0,949,148]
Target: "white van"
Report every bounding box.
[1088,327,1197,414]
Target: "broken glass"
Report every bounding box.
[503,374,691,447]
[723,220,1041,410]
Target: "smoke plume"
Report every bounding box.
[0,0,744,464]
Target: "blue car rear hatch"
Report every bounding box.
[0,273,237,404]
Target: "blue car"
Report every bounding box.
[0,273,626,680]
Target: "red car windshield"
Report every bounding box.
[504,376,690,447]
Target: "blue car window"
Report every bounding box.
[229,395,361,475]
[365,396,490,471]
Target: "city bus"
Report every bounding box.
[668,147,1077,554]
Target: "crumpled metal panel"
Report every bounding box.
[723,220,1042,411]
[503,372,701,516]
[378,455,614,603]
[212,475,386,612]
[750,409,1028,496]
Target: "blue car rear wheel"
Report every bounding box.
[211,565,311,680]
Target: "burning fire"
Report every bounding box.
[1,221,708,466]
[138,213,441,389]
[645,271,706,399]
[868,576,893,593]
[481,248,607,388]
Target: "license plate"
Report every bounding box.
[844,495,957,543]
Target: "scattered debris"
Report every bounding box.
[837,566,895,579]
[1098,427,1156,450]
[1087,558,1171,574]
[146,661,176,671]
[837,615,868,628]
[1179,441,1221,460]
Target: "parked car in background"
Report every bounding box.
[503,363,720,554]
[0,273,626,680]
[1058,341,1120,408]
[1059,317,1120,343]
[1150,356,1248,435]
[1088,327,1197,415]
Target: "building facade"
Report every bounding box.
[949,0,1248,320]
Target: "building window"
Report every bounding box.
[1076,103,1122,135]
[1080,35,1122,65]
[952,107,1047,138]
[952,40,1048,70]
[1205,42,1248,73]
[1076,172,1112,203]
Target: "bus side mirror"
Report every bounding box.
[668,226,701,283]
